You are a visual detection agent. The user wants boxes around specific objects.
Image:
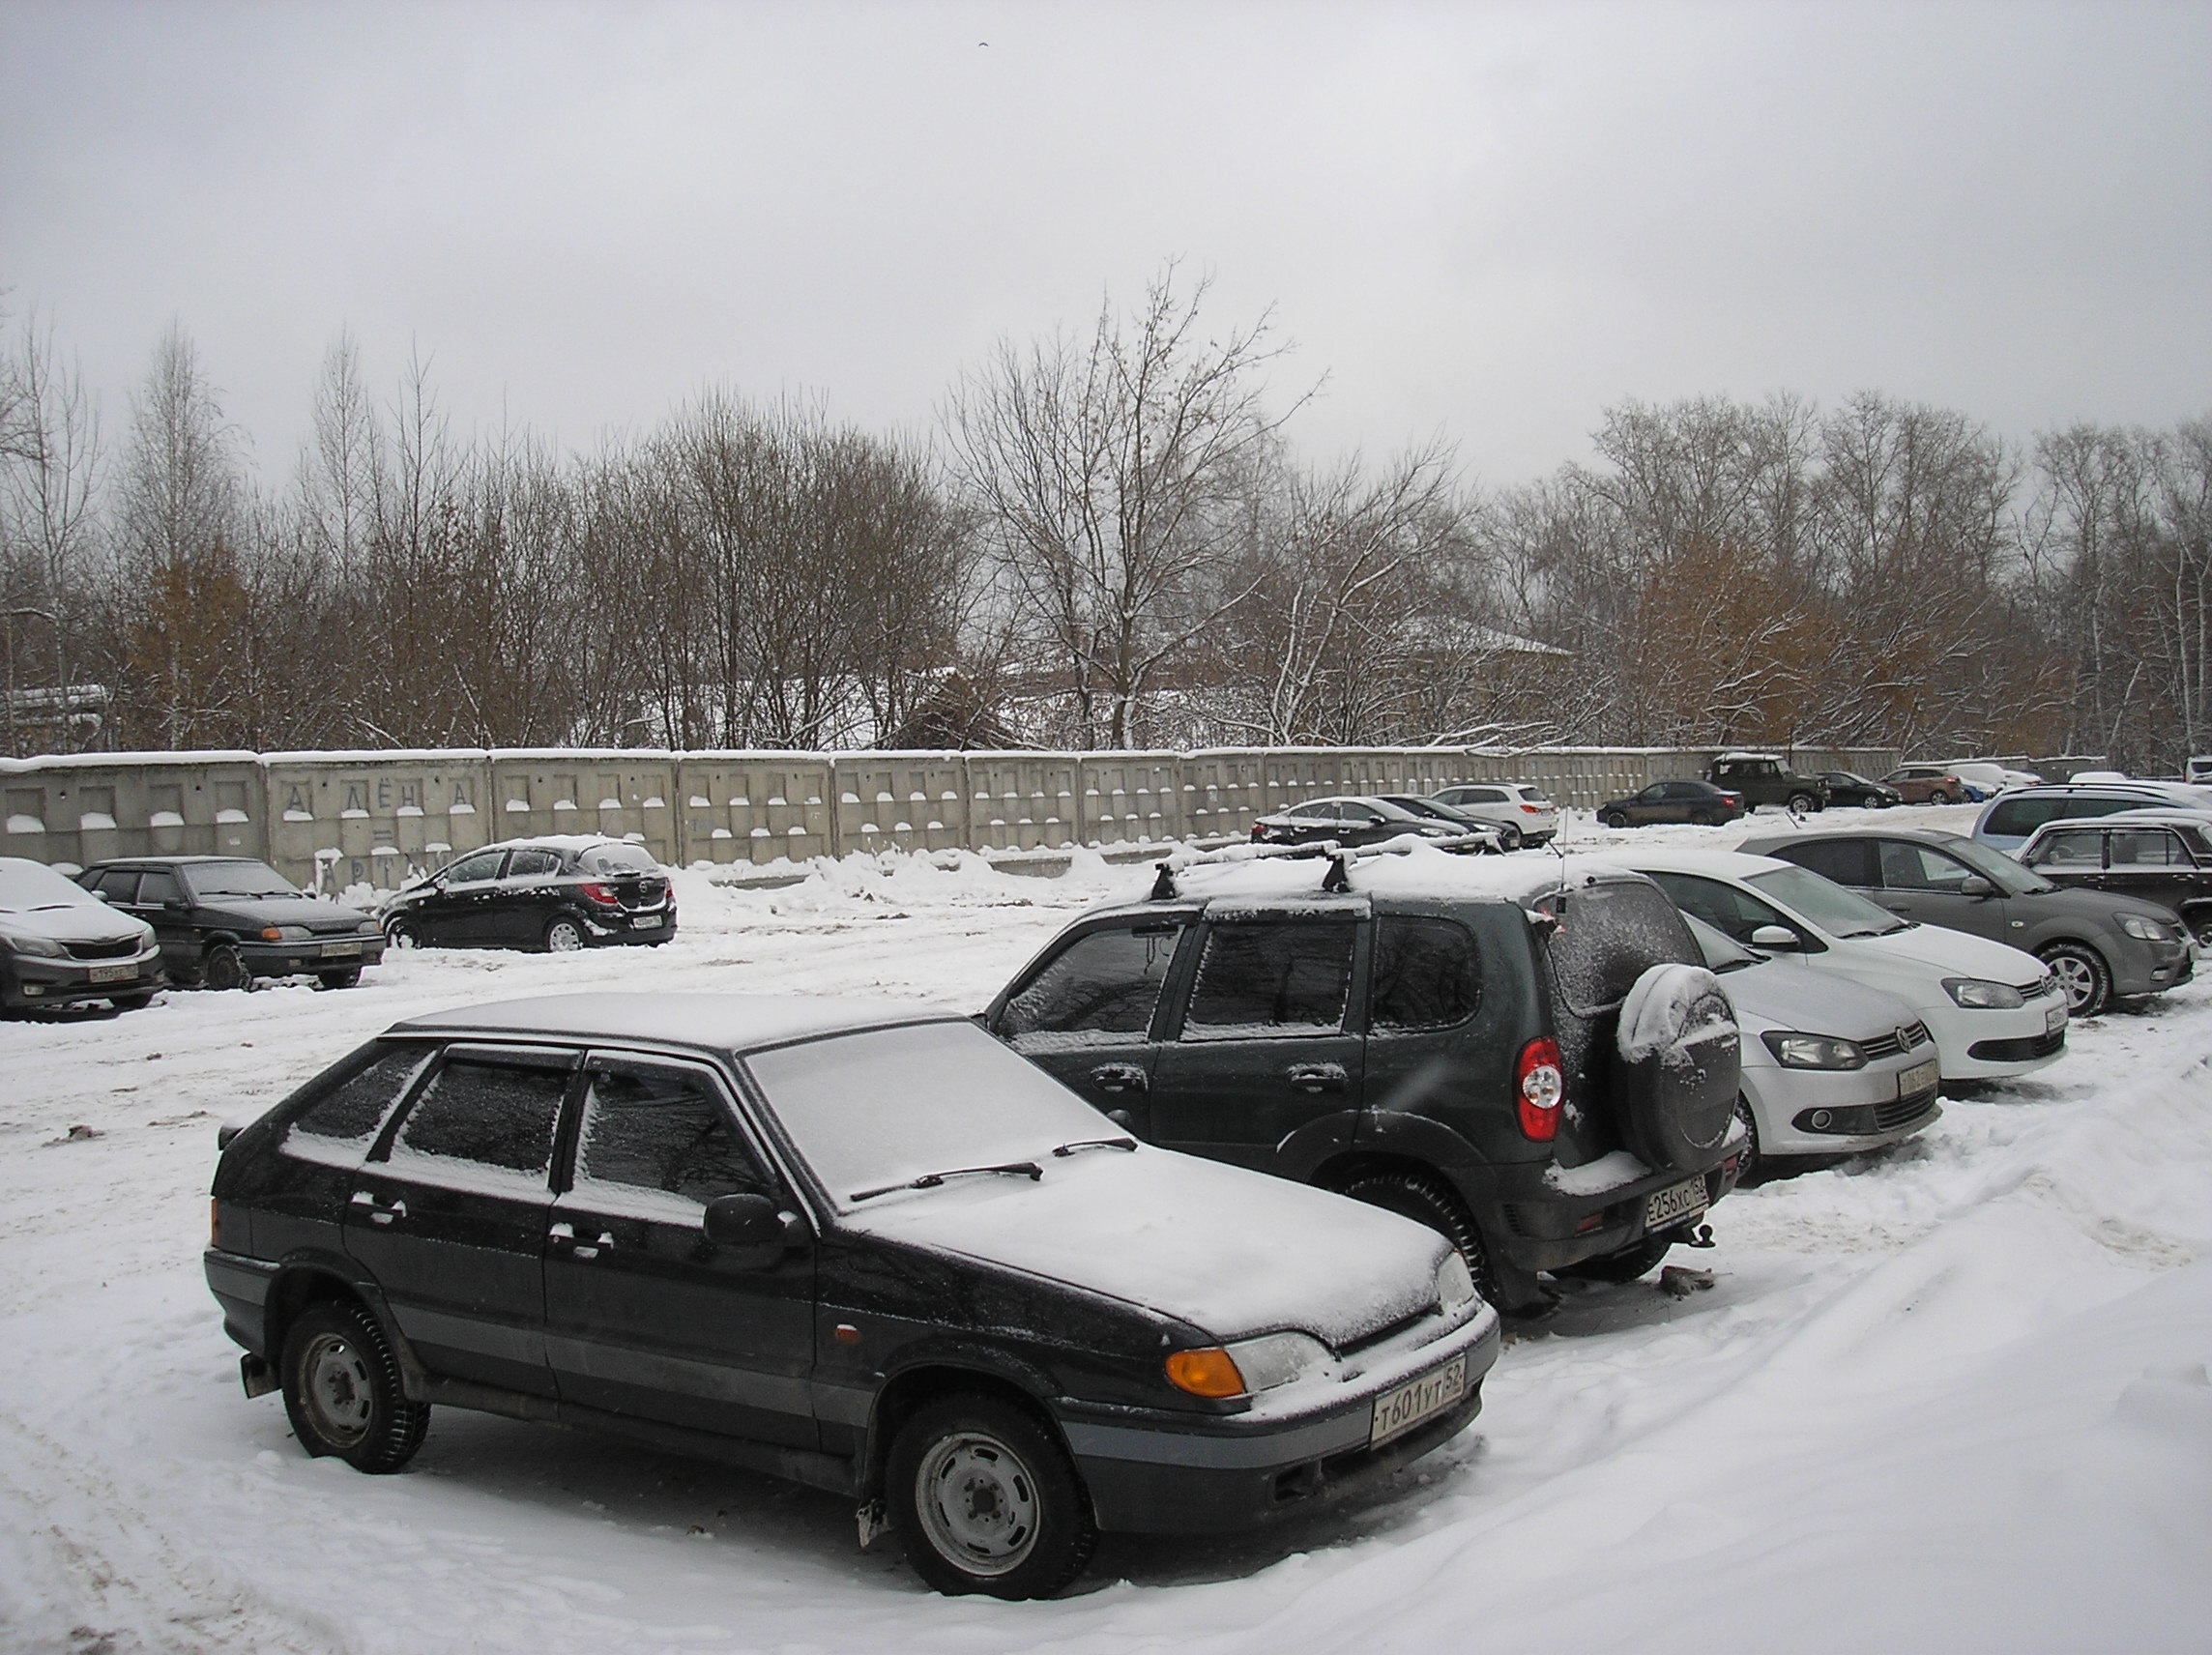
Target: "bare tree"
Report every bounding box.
[946,266,1303,747]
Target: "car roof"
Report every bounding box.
[83,855,270,868]
[1609,846,1795,880]
[1713,751,1782,762]
[2023,809,2212,832]
[1087,842,1644,918]
[468,835,636,855]
[387,993,961,1056]
[1738,825,1962,852]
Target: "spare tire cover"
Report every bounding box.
[1610,963,1741,1173]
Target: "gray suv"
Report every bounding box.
[1739,826,2194,1017]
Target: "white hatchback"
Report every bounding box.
[1429,783,1559,848]
[1616,848,2068,1082]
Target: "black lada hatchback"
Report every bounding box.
[982,843,1748,1314]
[205,995,1499,1598]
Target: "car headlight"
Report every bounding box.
[0,926,66,958]
[358,919,384,937]
[259,924,315,942]
[1943,976,2024,1009]
[1225,1330,1337,1392]
[1436,1252,1478,1315]
[1761,1031,1868,1069]
[2117,915,2177,942]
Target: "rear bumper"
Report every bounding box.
[1062,1310,1500,1533]
[1467,1148,1743,1282]
[584,908,676,944]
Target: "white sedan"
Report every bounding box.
[1616,848,2069,1082]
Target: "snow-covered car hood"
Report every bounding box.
[0,901,153,948]
[841,1146,1451,1348]
[1851,920,2049,987]
[194,895,375,929]
[1722,957,1924,1041]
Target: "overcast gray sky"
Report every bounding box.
[3,0,2206,485]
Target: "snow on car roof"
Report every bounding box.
[389,993,959,1054]
[1112,839,1646,913]
[1604,845,1794,879]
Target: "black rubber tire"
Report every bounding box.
[888,1392,1097,1599]
[201,943,247,992]
[543,915,588,953]
[2184,907,2212,948]
[316,968,363,991]
[1732,1094,1762,1183]
[1603,810,1630,829]
[2038,940,2111,1018]
[1553,1234,1675,1284]
[1928,789,1952,805]
[1495,822,1524,851]
[279,1299,429,1473]
[1337,1169,1501,1306]
[1787,793,1818,814]
[384,916,422,949]
[1872,795,1893,809]
[110,992,156,1012]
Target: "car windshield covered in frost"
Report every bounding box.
[985,842,1749,1315]
[204,995,1499,1600]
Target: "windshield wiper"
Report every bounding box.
[850,1160,1043,1202]
[1051,1136,1138,1157]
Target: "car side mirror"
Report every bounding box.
[1750,924,1801,950]
[703,1192,786,1247]
[1959,876,1995,898]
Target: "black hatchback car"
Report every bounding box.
[1597,778,1747,828]
[204,996,1499,1599]
[982,845,1746,1316]
[80,856,385,990]
[1250,797,1497,853]
[381,837,675,952]
[1819,771,1903,809]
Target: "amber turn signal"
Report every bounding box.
[1163,1347,1246,1399]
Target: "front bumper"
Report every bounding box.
[2,943,164,1007]
[1743,1055,1942,1156]
[1062,1303,1501,1534]
[236,936,386,976]
[1923,991,2068,1079]
[2110,935,2194,999]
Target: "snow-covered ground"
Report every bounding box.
[2,805,2206,1654]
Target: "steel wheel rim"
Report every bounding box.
[205,949,243,990]
[303,1332,374,1443]
[546,921,585,952]
[2050,954,2097,1010]
[915,1431,1040,1576]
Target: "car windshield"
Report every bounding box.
[1747,864,1909,938]
[187,861,299,898]
[0,860,101,913]
[743,1020,1120,1209]
[1936,834,2054,895]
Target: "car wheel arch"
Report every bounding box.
[263,1264,431,1402]
[859,1360,1072,1506]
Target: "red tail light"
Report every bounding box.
[1516,1037,1564,1140]
[577,881,621,906]
[1520,803,1542,813]
[1251,825,1266,841]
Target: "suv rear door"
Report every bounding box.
[1148,914,1365,1171]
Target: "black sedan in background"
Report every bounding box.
[381,836,675,952]
[80,856,384,990]
[1597,779,1747,828]
[1250,797,1499,852]
[1819,771,1903,808]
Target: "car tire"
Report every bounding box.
[543,915,588,953]
[888,1392,1096,1600]
[280,1299,429,1474]
[110,992,156,1012]
[315,969,363,991]
[1928,789,1952,805]
[1337,1169,1501,1306]
[1602,810,1630,829]
[201,943,248,992]
[1552,1234,1675,1284]
[384,916,422,949]
[1787,792,1818,814]
[1495,823,1524,851]
[2038,941,2111,1018]
[1731,1094,1761,1183]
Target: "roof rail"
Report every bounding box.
[1147,830,1497,902]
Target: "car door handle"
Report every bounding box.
[1090,1062,1148,1094]
[1287,1061,1348,1093]
[351,1190,406,1225]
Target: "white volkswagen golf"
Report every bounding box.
[1615,848,2068,1082]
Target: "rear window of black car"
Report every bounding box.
[1539,881,1694,1015]
[1982,797,2068,837]
[389,1054,570,1181]
[284,1042,432,1158]
[579,843,659,875]
[1371,916,1481,1031]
